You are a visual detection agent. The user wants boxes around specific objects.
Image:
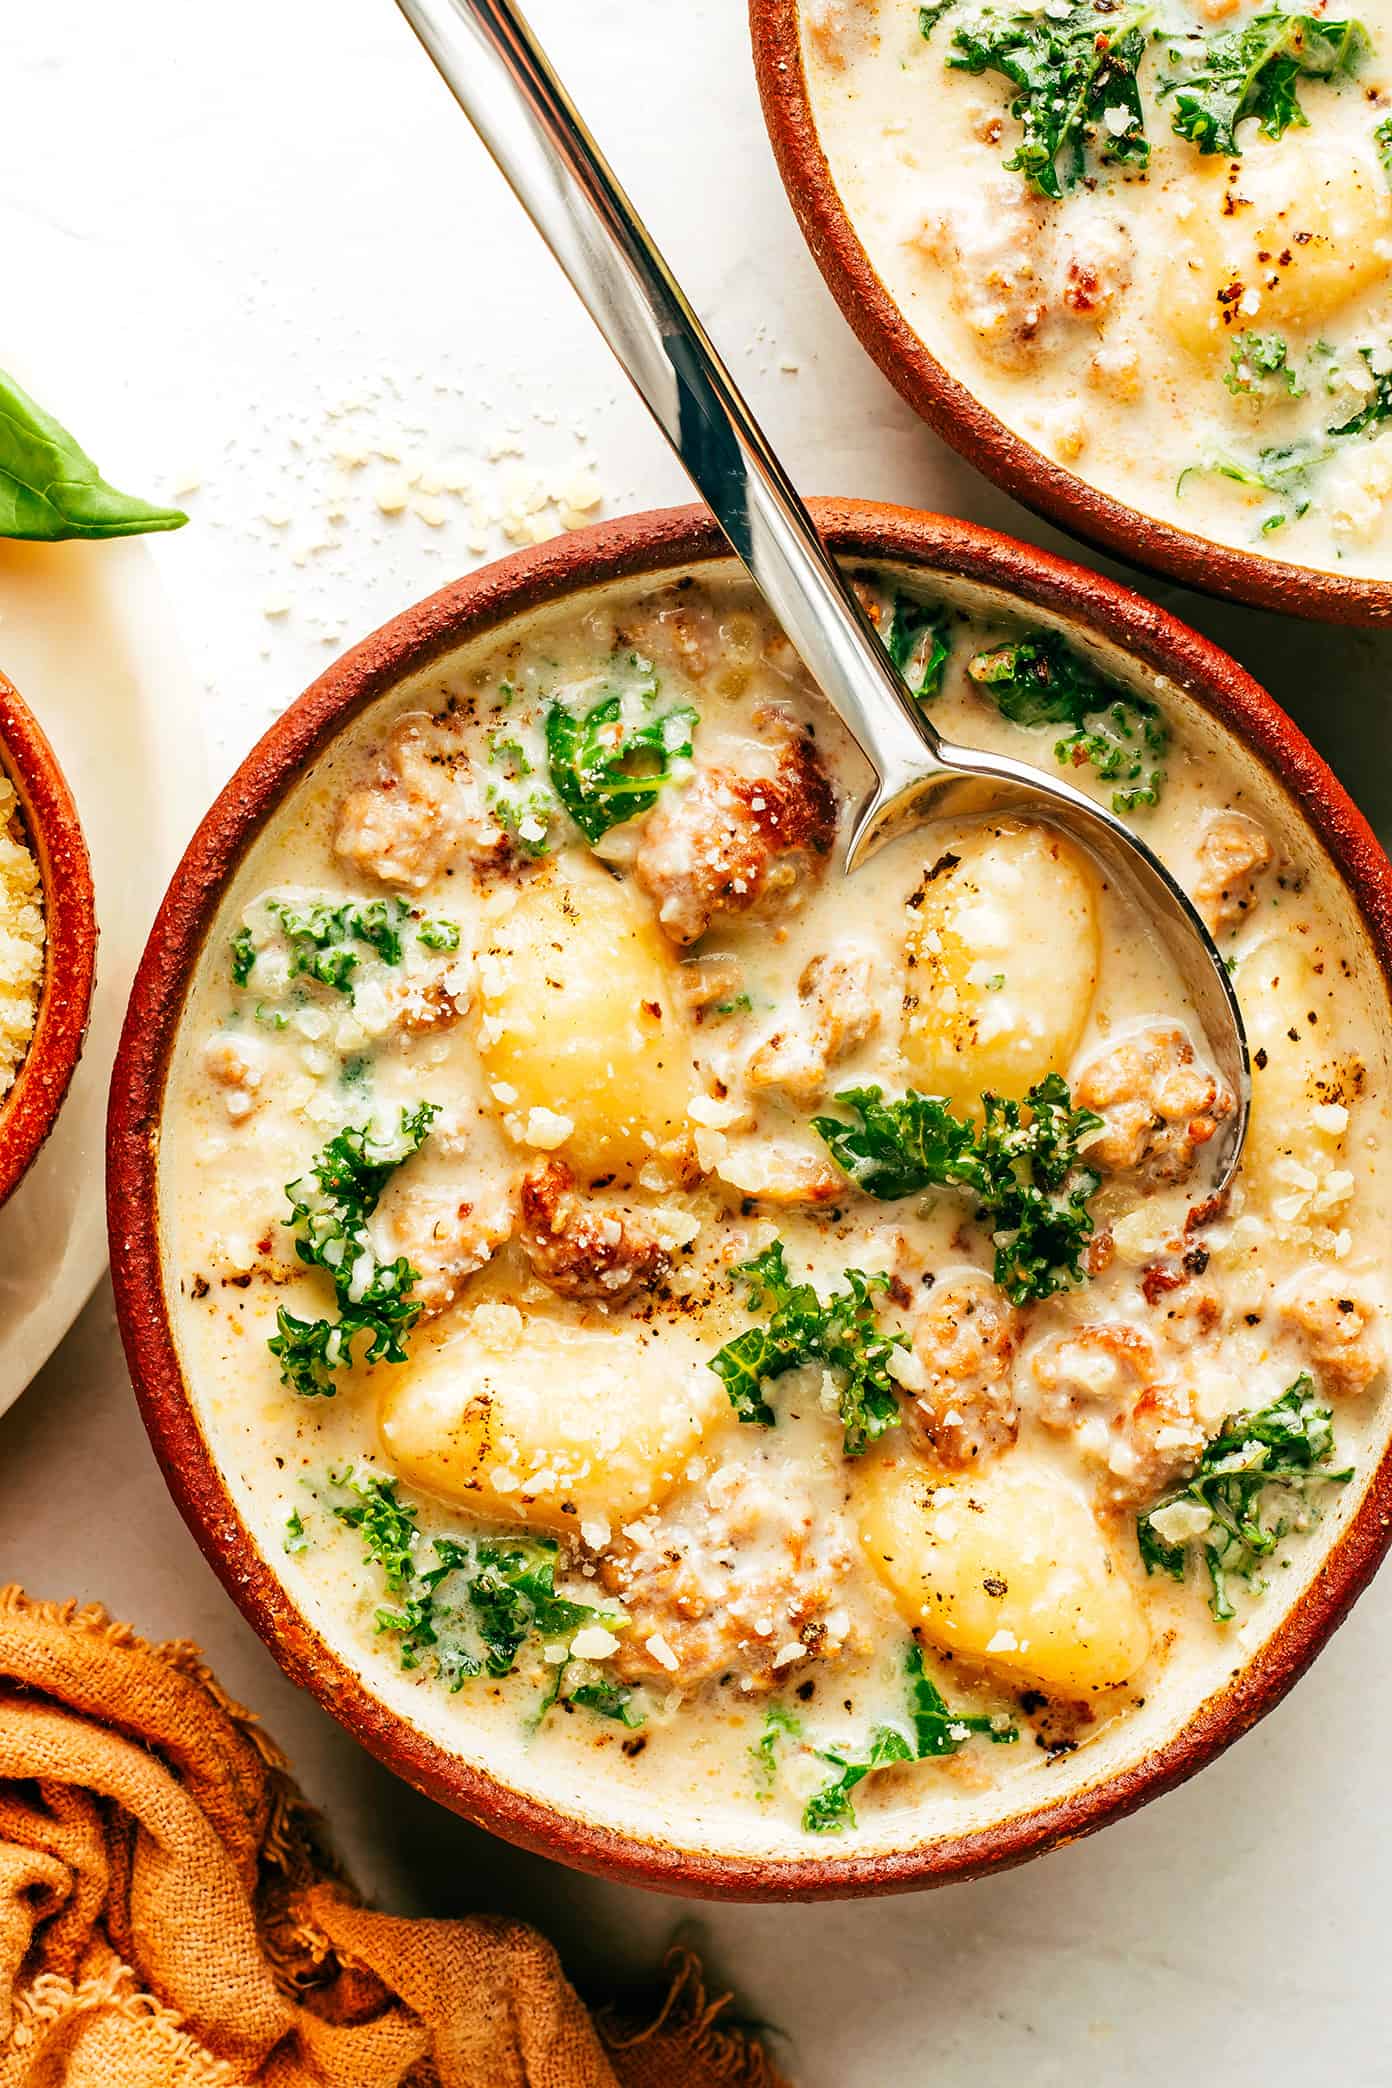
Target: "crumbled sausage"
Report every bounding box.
[335,715,504,893]
[1058,221,1132,330]
[376,1183,514,1317]
[600,1458,862,1693]
[913,191,1131,372]
[1281,1285,1386,1398]
[913,186,1049,371]
[203,1033,265,1122]
[901,1278,1020,1470]
[519,1158,669,1303]
[677,952,745,1018]
[1031,1323,1206,1507]
[746,947,879,1105]
[634,721,837,945]
[1076,1026,1234,1183]
[390,978,464,1034]
[1194,812,1274,938]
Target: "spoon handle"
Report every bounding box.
[394,0,940,793]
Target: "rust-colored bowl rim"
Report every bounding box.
[0,674,96,1210]
[108,501,1392,1901]
[750,0,1392,627]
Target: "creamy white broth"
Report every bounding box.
[159,564,1392,1860]
[801,0,1392,581]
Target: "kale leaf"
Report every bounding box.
[546,690,697,843]
[231,927,257,987]
[811,1076,1104,1305]
[268,1105,437,1396]
[803,1646,1017,1832]
[1328,347,1392,438]
[232,896,460,998]
[1378,111,1392,181]
[804,1726,915,1833]
[906,1644,1018,1755]
[708,1240,908,1455]
[943,1,1151,200]
[886,591,952,702]
[967,630,1168,812]
[327,1469,639,1718]
[1160,11,1367,156]
[752,1702,804,1799]
[1136,1377,1351,1621]
[1223,330,1303,399]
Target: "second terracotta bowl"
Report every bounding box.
[750,0,1392,625]
[108,502,1392,1899]
[0,673,96,1210]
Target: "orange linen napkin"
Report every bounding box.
[0,1588,788,2088]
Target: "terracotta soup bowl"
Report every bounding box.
[751,0,1392,624]
[0,672,95,1209]
[108,503,1392,1900]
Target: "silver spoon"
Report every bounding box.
[394,0,1250,1190]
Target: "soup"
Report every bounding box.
[159,565,1390,1858]
[800,0,1392,581]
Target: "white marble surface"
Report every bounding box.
[2,1,1392,2081]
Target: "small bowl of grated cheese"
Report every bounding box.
[0,672,95,1208]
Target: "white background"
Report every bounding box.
[2,2,1391,2082]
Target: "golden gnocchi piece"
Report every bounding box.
[378,1306,727,1532]
[901,821,1100,1107]
[855,1453,1150,1694]
[1237,932,1351,1188]
[476,851,697,1183]
[1161,134,1392,362]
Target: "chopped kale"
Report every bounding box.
[231,926,256,987]
[1328,347,1392,438]
[1160,11,1367,156]
[1136,1377,1352,1621]
[567,1680,645,1726]
[708,1240,907,1454]
[268,1104,437,1397]
[327,1469,630,1703]
[546,689,697,844]
[906,1644,1017,1755]
[487,779,556,856]
[268,896,410,995]
[967,630,1168,812]
[804,1725,914,1833]
[804,1646,1016,1832]
[885,591,952,702]
[417,916,462,952]
[811,1076,1104,1305]
[1378,111,1392,181]
[1223,331,1303,399]
[1182,350,1392,527]
[752,1701,804,1800]
[918,0,957,34]
[943,1,1151,200]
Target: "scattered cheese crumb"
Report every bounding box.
[570,1625,620,1660]
[522,1106,575,1150]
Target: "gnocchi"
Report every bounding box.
[378,1304,728,1531]
[855,1452,1151,1694]
[476,851,697,1182]
[901,821,1100,1106]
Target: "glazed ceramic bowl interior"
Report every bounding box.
[109,502,1392,1900]
[749,0,1392,626]
[0,673,96,1210]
